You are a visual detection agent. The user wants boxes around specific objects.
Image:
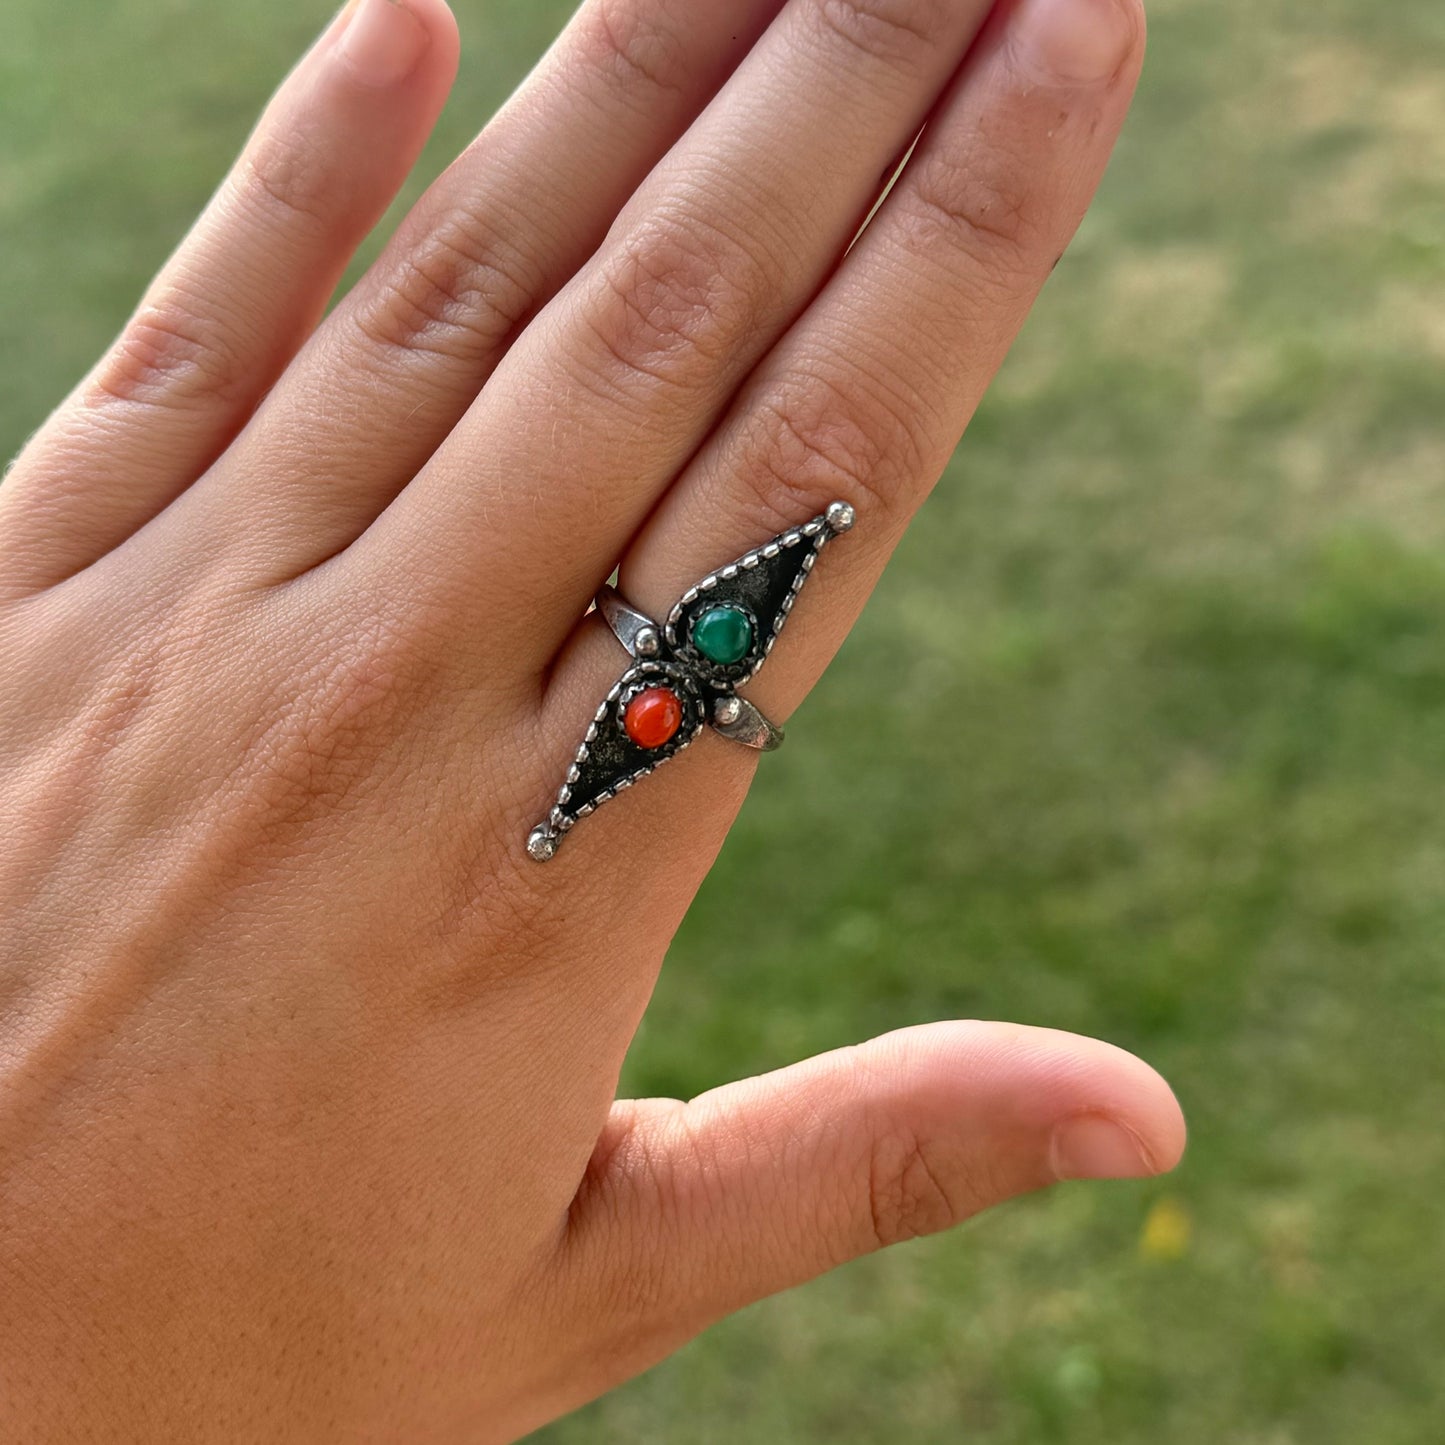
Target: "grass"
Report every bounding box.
[4,0,1445,1439]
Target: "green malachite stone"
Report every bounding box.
[693,605,753,665]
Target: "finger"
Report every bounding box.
[534,0,1145,868]
[0,0,460,598]
[162,0,793,580]
[630,0,1147,653]
[559,1022,1185,1385]
[354,0,1000,663]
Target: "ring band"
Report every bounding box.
[526,501,855,862]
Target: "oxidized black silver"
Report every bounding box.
[526,501,855,861]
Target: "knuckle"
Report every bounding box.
[238,613,421,837]
[88,298,246,412]
[866,1126,962,1249]
[902,146,1047,290]
[738,367,931,533]
[354,213,541,364]
[233,124,335,234]
[585,206,771,393]
[814,0,944,65]
[76,648,163,760]
[583,0,692,100]
[11,642,165,815]
[582,214,752,386]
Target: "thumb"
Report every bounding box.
[562,1021,1185,1362]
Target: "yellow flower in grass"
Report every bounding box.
[1140,1196,1192,1261]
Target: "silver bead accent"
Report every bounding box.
[596,586,662,660]
[710,695,784,751]
[826,500,856,533]
[526,827,558,863]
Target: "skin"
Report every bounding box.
[0,0,1186,1439]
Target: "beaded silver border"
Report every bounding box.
[540,661,705,846]
[664,514,833,685]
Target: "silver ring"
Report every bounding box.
[526,501,856,862]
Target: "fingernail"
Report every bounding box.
[338,0,429,88]
[1050,1114,1155,1180]
[1010,0,1137,85]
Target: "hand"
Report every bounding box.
[0,0,1183,1438]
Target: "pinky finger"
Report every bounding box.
[0,0,460,596]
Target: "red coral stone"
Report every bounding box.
[624,687,684,750]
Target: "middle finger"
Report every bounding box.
[355,0,997,668]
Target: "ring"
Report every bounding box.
[526,500,856,862]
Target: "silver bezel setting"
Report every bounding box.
[543,660,705,842]
[662,512,835,685]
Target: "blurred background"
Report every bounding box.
[4,0,1444,1439]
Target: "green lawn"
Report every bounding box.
[4,0,1445,1440]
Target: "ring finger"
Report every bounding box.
[539,0,1147,879]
